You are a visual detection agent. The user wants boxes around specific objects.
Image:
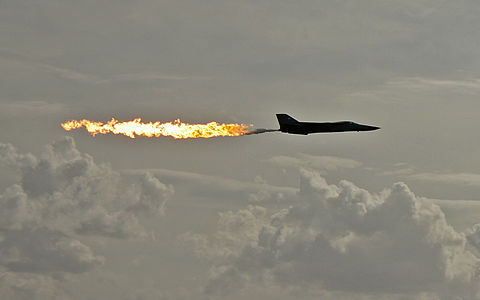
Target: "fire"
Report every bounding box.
[61,118,252,139]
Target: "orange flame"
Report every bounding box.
[61,118,252,139]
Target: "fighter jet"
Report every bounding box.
[276,114,380,135]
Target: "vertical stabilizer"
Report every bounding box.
[276,114,299,127]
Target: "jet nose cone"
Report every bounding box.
[361,125,380,131]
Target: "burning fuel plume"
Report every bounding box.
[61,118,262,139]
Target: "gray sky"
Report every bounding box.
[1,1,480,299]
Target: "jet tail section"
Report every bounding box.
[276,114,299,131]
[277,114,300,131]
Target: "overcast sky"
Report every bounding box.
[1,1,480,299]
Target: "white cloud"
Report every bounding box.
[75,208,146,239]
[0,137,173,298]
[0,137,172,239]
[0,143,36,169]
[126,172,173,215]
[0,185,37,230]
[183,169,479,299]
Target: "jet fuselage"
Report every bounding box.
[276,114,380,135]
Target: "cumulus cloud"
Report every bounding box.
[0,137,172,239]
[466,224,480,252]
[0,137,172,298]
[0,272,72,300]
[0,228,103,274]
[182,169,480,299]
[126,172,172,215]
[0,184,37,230]
[0,143,36,169]
[75,208,145,239]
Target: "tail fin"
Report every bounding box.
[276,114,299,125]
[276,114,299,130]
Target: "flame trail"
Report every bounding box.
[61,118,256,139]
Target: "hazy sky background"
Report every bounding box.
[1,1,480,299]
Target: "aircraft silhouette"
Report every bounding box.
[276,114,380,135]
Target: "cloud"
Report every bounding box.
[467,224,480,251]
[126,172,173,215]
[350,76,480,106]
[75,208,146,239]
[0,185,37,230]
[125,168,295,204]
[266,154,362,172]
[382,168,416,176]
[0,144,36,169]
[0,54,103,85]
[267,153,362,171]
[0,50,209,87]
[0,228,104,274]
[430,199,480,233]
[0,272,72,300]
[408,172,480,187]
[388,77,480,92]
[0,137,172,239]
[110,72,211,82]
[0,100,66,116]
[182,169,479,299]
[0,137,173,298]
